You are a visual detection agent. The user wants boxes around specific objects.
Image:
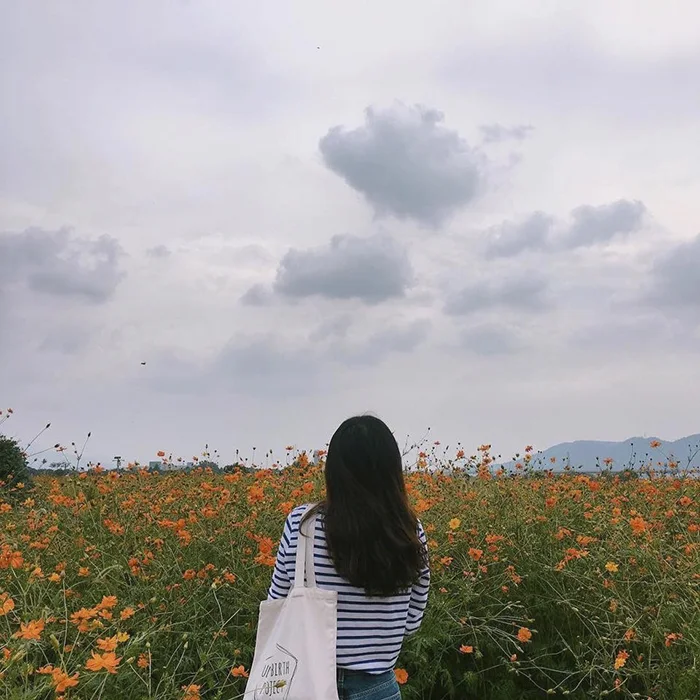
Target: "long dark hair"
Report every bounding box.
[301,414,427,596]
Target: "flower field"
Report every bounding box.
[1,446,699,700]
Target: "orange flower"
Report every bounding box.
[231,665,249,678]
[137,653,150,669]
[182,684,201,699]
[630,516,648,535]
[96,637,118,652]
[459,645,474,654]
[665,632,683,647]
[14,618,45,640]
[394,668,408,685]
[278,501,294,515]
[247,485,265,504]
[95,633,127,652]
[0,592,15,616]
[85,651,121,674]
[120,607,135,621]
[52,668,80,692]
[97,595,118,610]
[517,627,532,643]
[0,547,24,569]
[468,548,483,561]
[614,649,629,669]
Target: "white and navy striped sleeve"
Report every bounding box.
[267,513,295,600]
[405,521,430,636]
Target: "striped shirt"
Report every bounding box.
[268,504,431,674]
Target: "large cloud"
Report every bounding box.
[319,103,483,226]
[0,227,125,303]
[271,233,414,304]
[444,276,549,316]
[484,200,647,258]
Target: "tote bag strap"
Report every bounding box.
[293,504,317,589]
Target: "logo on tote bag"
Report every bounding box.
[253,644,298,699]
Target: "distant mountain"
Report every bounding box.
[500,434,700,473]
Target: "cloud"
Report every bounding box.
[479,123,534,143]
[483,200,647,258]
[319,103,483,226]
[0,227,125,303]
[146,245,171,259]
[444,276,549,316]
[330,319,431,366]
[484,211,554,259]
[308,315,353,343]
[271,233,413,304]
[563,199,647,249]
[460,324,523,356]
[647,233,700,310]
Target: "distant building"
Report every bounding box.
[158,461,195,472]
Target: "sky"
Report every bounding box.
[1,0,700,468]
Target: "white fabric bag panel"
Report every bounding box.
[244,505,339,700]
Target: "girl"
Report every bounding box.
[268,414,431,700]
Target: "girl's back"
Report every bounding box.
[268,504,430,673]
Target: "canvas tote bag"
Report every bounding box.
[244,506,340,699]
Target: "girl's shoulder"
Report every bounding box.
[286,503,323,531]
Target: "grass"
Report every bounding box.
[0,444,698,699]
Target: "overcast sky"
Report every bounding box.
[2,1,700,467]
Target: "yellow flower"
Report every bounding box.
[614,650,629,669]
[449,518,461,530]
[605,562,619,573]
